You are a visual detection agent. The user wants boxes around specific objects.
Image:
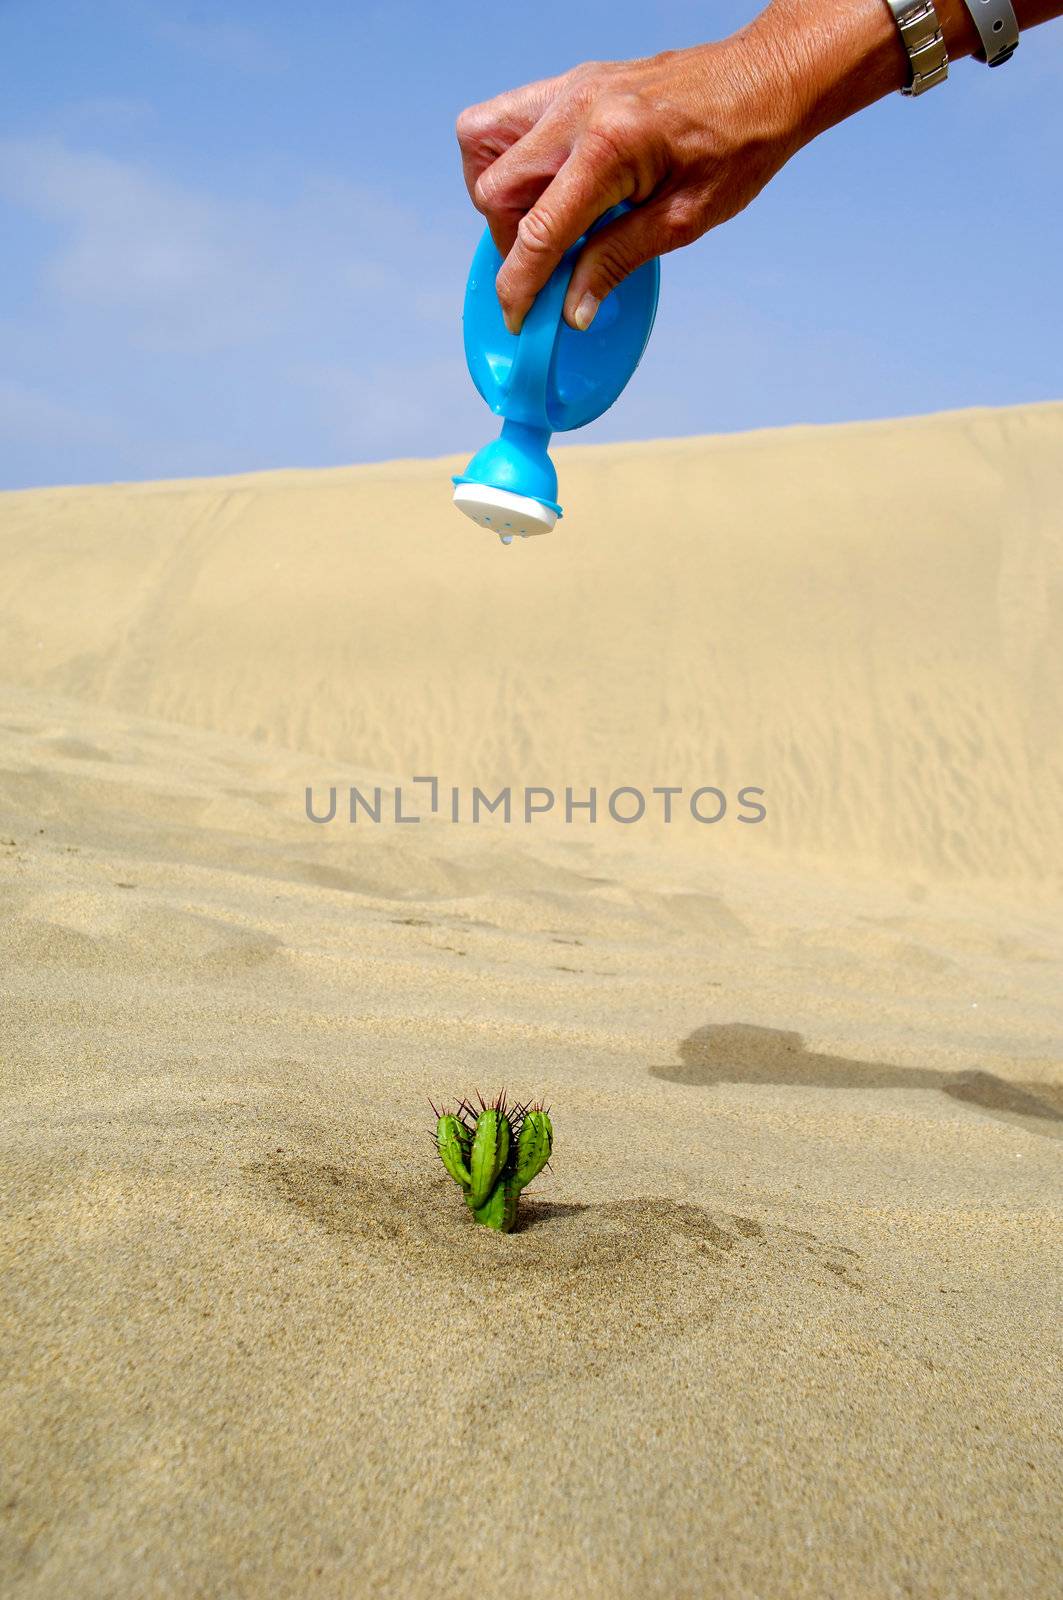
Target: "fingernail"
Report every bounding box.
[503,308,522,336]
[573,292,599,331]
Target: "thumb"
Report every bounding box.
[562,198,673,331]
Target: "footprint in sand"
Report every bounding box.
[0,901,284,978]
[35,736,114,763]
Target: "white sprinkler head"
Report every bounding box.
[452,482,558,545]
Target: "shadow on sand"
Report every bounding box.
[651,1022,1062,1139]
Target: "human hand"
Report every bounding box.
[455,31,808,336]
[456,0,988,335]
[457,0,1063,335]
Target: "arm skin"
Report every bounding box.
[455,0,1063,335]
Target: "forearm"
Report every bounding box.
[748,0,1063,148]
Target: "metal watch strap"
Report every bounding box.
[886,0,949,95]
[959,0,1020,65]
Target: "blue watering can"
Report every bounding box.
[452,202,660,544]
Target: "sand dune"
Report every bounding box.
[3,401,1062,880]
[1,403,1061,1598]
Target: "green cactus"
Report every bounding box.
[430,1090,553,1232]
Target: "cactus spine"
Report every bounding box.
[431,1091,552,1232]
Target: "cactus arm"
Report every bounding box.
[437,1114,472,1188]
[467,1109,510,1210]
[513,1110,552,1191]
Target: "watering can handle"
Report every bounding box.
[501,257,572,430]
[501,202,631,431]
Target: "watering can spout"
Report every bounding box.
[452,420,560,539]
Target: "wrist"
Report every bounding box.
[758,0,912,145]
[747,0,981,149]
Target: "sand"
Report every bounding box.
[1,401,1061,1598]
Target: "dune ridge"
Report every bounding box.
[2,401,1061,882]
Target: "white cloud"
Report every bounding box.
[0,132,481,478]
[0,137,467,356]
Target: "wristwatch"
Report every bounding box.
[959,0,1020,65]
[886,0,949,95]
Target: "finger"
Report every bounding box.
[562,197,699,329]
[493,133,636,334]
[471,111,575,259]
[455,74,569,203]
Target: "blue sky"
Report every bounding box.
[1,0,1060,489]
